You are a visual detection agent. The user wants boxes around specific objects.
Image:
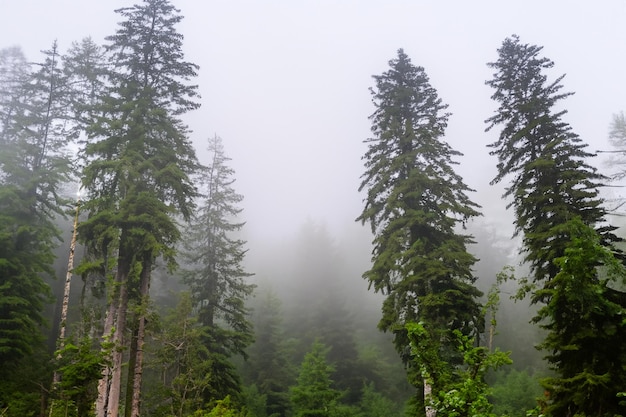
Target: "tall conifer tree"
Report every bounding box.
[182,135,254,406]
[245,290,293,417]
[485,35,626,415]
[78,1,200,416]
[290,341,342,417]
[357,49,482,414]
[485,35,609,287]
[0,42,73,366]
[0,47,29,145]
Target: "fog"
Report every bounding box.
[4,1,626,244]
[4,1,626,375]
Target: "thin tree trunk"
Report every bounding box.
[424,380,436,417]
[125,325,139,417]
[130,256,152,417]
[95,300,115,417]
[47,198,80,417]
[52,198,80,385]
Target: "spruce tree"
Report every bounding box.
[289,341,342,417]
[485,35,609,287]
[485,35,626,415]
[62,37,107,132]
[536,218,626,415]
[0,42,74,367]
[0,47,29,145]
[78,1,200,416]
[245,290,293,417]
[181,135,254,406]
[605,111,626,183]
[357,49,482,414]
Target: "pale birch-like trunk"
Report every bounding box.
[52,198,80,385]
[95,301,116,417]
[424,379,436,417]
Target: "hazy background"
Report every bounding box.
[2,0,626,266]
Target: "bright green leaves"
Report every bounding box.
[407,321,511,417]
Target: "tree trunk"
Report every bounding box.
[45,199,81,417]
[107,265,130,417]
[95,240,131,417]
[130,256,152,417]
[52,198,80,385]
[95,301,115,417]
[424,380,436,417]
[124,325,138,417]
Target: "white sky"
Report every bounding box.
[2,0,626,243]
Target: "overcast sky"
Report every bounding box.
[2,0,626,243]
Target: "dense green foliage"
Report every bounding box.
[4,6,626,417]
[289,341,342,417]
[535,218,626,415]
[77,1,202,415]
[485,35,610,288]
[0,42,72,366]
[357,48,484,413]
[488,369,543,417]
[486,35,626,415]
[244,291,293,417]
[407,322,511,417]
[143,292,212,417]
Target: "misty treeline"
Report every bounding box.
[1,1,626,417]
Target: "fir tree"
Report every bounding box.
[78,1,201,416]
[485,35,626,415]
[0,47,29,145]
[357,49,482,414]
[535,218,626,415]
[0,42,74,367]
[485,34,609,289]
[182,135,254,406]
[290,341,342,417]
[245,290,293,417]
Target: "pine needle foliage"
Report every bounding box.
[182,135,255,405]
[357,49,483,363]
[485,35,626,416]
[485,35,610,292]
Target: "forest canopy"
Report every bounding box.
[1,2,626,417]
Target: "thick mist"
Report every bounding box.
[3,2,626,416]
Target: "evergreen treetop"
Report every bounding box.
[357,49,482,362]
[485,35,609,289]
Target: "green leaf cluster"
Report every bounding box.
[407,321,512,417]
